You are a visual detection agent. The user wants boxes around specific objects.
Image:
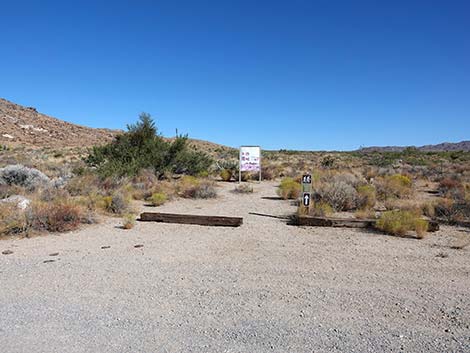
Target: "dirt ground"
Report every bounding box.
[1,181,469,352]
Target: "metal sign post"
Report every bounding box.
[301,173,312,214]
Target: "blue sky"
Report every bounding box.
[1,0,469,150]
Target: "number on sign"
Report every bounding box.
[302,174,312,184]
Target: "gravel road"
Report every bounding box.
[1,181,469,352]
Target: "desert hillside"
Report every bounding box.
[0,98,119,148]
[0,98,235,155]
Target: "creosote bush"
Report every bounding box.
[376,210,428,238]
[86,114,212,178]
[277,178,300,200]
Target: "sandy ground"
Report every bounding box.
[0,181,469,352]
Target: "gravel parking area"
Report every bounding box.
[1,182,469,352]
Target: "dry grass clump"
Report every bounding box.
[309,202,333,217]
[149,192,167,206]
[376,210,428,239]
[0,203,29,236]
[178,176,217,199]
[356,184,376,210]
[30,201,83,233]
[277,177,300,200]
[103,192,130,215]
[233,184,254,194]
[122,214,136,229]
[354,208,377,220]
[375,174,413,200]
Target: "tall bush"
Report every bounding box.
[86,113,212,178]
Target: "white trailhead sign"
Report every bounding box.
[239,146,262,182]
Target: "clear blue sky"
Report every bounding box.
[1,0,469,150]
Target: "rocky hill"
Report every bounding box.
[359,141,470,153]
[0,98,119,148]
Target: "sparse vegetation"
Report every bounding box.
[149,192,167,206]
[277,177,300,200]
[376,210,428,238]
[122,214,136,229]
[86,114,212,178]
[233,184,254,194]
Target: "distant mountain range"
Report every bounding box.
[358,141,470,153]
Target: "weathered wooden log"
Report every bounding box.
[139,212,243,227]
[293,216,439,232]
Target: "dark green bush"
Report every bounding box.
[86,113,212,178]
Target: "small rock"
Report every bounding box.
[49,252,59,257]
[101,246,111,249]
[2,250,13,255]
[43,259,55,263]
[134,244,144,248]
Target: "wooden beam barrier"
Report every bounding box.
[293,216,439,232]
[139,212,243,227]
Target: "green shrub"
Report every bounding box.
[220,169,233,182]
[277,178,300,200]
[86,114,212,178]
[149,192,167,206]
[376,210,428,238]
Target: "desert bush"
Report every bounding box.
[375,174,413,200]
[149,192,167,206]
[178,177,217,199]
[86,114,212,178]
[438,177,465,201]
[309,202,333,217]
[193,182,217,199]
[376,210,428,238]
[122,214,136,229]
[220,169,233,182]
[433,198,470,223]
[233,184,254,194]
[30,201,83,233]
[66,173,100,196]
[356,184,376,209]
[261,166,275,180]
[355,208,376,220]
[277,178,300,200]
[0,164,50,191]
[333,173,359,187]
[104,192,130,215]
[0,203,29,236]
[319,181,358,211]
